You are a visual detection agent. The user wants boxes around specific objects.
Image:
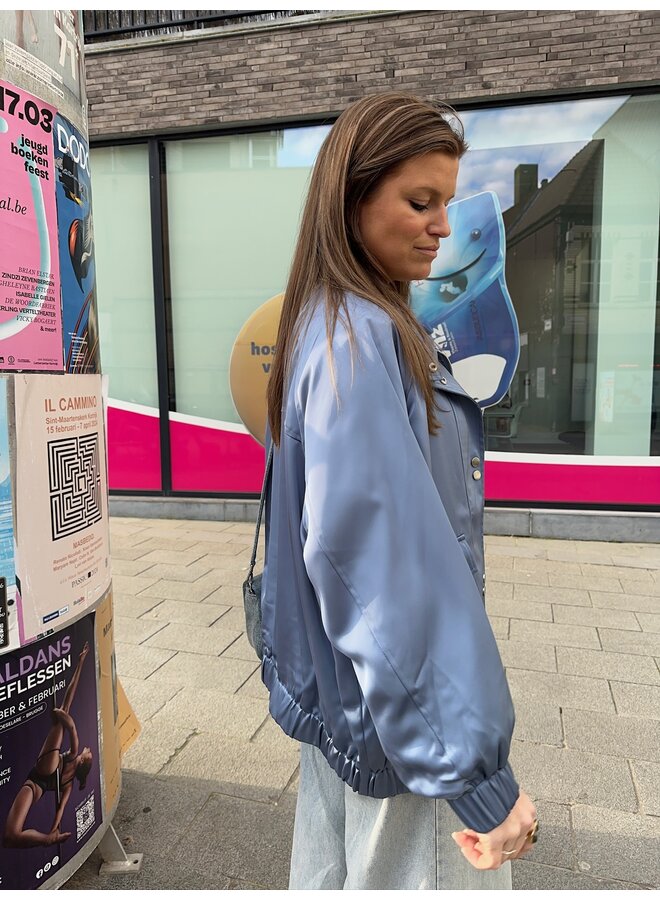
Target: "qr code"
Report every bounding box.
[75,796,95,841]
[48,435,102,541]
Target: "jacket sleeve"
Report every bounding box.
[296,309,519,833]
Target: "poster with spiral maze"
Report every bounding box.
[48,433,102,541]
[13,373,110,645]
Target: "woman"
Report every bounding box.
[3,642,93,849]
[262,92,537,890]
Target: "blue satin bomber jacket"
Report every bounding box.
[261,293,519,833]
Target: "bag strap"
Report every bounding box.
[246,443,273,588]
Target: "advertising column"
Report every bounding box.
[0,11,132,889]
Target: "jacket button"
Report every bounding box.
[472,470,482,480]
[471,456,480,467]
[440,376,447,384]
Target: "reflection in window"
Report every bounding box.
[92,144,159,408]
[458,95,659,456]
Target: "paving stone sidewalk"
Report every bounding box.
[66,518,660,891]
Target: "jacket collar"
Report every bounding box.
[432,352,480,406]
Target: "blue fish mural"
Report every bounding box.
[411,191,519,409]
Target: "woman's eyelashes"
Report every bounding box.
[409,199,451,212]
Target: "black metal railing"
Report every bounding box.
[83,10,318,43]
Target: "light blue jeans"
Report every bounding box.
[289,742,512,891]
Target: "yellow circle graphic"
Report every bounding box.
[229,293,284,446]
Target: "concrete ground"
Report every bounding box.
[65,517,660,891]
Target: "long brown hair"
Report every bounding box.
[267,92,468,444]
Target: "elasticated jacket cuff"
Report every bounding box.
[448,763,519,833]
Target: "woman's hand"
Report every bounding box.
[451,791,538,870]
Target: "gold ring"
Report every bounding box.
[503,819,539,858]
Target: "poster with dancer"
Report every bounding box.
[13,374,110,644]
[0,613,102,890]
[0,79,63,372]
[55,115,99,374]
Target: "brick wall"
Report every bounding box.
[84,10,659,139]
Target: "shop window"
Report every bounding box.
[163,127,329,492]
[458,95,660,457]
[91,144,161,490]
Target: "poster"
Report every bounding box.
[14,374,110,645]
[94,590,121,815]
[55,115,99,374]
[0,378,17,655]
[0,11,86,134]
[0,79,63,372]
[410,191,520,409]
[117,679,140,758]
[0,613,102,890]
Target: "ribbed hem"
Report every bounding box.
[263,653,518,825]
[448,763,519,832]
[262,653,405,798]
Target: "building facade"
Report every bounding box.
[83,10,660,520]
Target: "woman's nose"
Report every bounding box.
[428,209,451,239]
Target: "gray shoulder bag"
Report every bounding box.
[242,444,273,660]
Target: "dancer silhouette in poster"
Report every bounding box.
[2,643,93,848]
